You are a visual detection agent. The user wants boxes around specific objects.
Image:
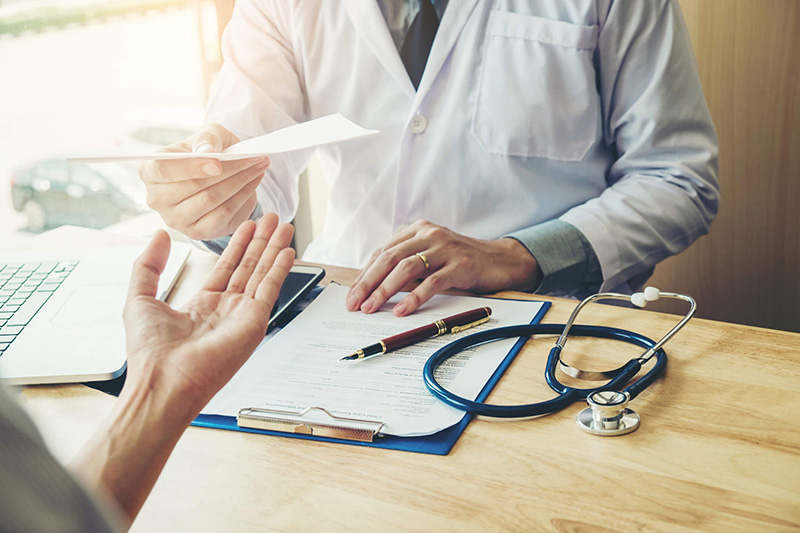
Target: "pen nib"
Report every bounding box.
[340,353,359,361]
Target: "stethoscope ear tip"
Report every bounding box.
[644,286,661,301]
[631,293,648,307]
[631,287,662,308]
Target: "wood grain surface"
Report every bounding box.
[15,248,800,532]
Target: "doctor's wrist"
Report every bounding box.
[496,237,542,292]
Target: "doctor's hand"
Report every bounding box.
[345,220,542,317]
[72,214,294,522]
[138,124,270,241]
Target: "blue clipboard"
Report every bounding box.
[192,300,551,455]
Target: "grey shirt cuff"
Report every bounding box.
[200,202,264,255]
[507,219,603,297]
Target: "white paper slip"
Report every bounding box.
[67,114,379,164]
[201,284,546,438]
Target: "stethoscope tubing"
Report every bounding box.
[422,324,667,418]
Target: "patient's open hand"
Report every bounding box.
[121,213,295,419]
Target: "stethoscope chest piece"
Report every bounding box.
[576,390,641,436]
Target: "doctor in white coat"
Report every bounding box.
[139,0,719,317]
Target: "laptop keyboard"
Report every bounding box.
[0,261,79,356]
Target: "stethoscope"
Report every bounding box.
[423,287,696,436]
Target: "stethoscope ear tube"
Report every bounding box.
[544,343,642,397]
[623,350,667,400]
[422,324,667,419]
[423,325,576,418]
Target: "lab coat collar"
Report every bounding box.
[343,0,479,102]
[414,0,479,98]
[343,0,416,98]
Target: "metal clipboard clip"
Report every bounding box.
[237,407,386,443]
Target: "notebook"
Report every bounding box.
[0,243,190,385]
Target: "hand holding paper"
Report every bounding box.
[91,114,376,241]
[67,114,378,163]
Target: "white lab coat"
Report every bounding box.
[206,0,719,293]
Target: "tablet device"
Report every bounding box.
[268,265,325,329]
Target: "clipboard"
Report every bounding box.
[192,301,551,455]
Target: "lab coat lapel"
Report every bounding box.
[343,0,416,98]
[414,0,480,98]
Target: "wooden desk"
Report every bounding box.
[10,228,800,531]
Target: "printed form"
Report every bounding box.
[67,114,378,163]
[201,284,546,437]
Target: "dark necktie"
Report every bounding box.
[400,0,440,90]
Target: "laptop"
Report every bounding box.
[0,242,191,385]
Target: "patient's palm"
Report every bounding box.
[124,289,271,403]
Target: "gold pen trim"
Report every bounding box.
[434,319,447,336]
[450,316,491,334]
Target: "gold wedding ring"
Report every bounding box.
[415,252,430,273]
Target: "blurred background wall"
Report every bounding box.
[649,0,799,332]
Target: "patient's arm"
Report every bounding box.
[71,214,294,525]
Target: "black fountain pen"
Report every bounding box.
[341,307,492,361]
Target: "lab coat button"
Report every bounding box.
[409,115,428,134]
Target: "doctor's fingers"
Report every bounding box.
[162,160,267,224]
[346,223,435,304]
[346,240,433,313]
[180,175,262,241]
[145,160,266,223]
[349,223,424,284]
[140,122,242,183]
[346,220,448,311]
[189,122,241,153]
[392,265,465,317]
[355,251,440,315]
[140,152,268,189]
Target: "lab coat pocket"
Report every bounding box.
[473,11,599,160]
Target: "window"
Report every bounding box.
[0,0,219,241]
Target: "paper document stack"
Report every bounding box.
[201,284,546,437]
